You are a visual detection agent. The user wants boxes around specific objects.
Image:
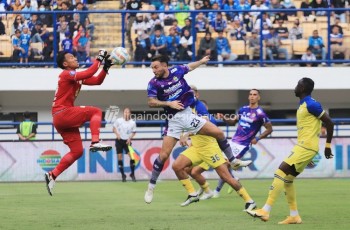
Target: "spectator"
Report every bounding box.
[12,29,22,62]
[166,26,180,61]
[175,1,190,27]
[301,47,317,67]
[234,0,251,20]
[181,17,192,36]
[331,0,349,23]
[268,0,283,17]
[171,19,181,35]
[248,30,261,65]
[311,0,328,16]
[75,2,88,25]
[59,2,73,23]
[11,0,25,16]
[150,27,167,56]
[76,29,90,63]
[84,17,94,41]
[223,0,236,21]
[17,111,37,141]
[201,0,212,15]
[253,13,272,32]
[57,15,70,42]
[146,13,164,35]
[275,19,289,40]
[264,27,289,61]
[289,18,303,40]
[11,15,24,36]
[43,32,58,62]
[308,29,326,64]
[273,12,288,23]
[38,4,53,27]
[134,29,151,67]
[281,0,296,16]
[210,12,227,33]
[330,16,344,35]
[216,30,237,67]
[179,28,193,61]
[300,0,313,20]
[159,0,175,26]
[195,12,209,33]
[125,0,142,44]
[228,17,247,41]
[133,13,147,35]
[19,25,32,64]
[150,0,163,9]
[69,13,81,37]
[21,0,35,21]
[197,31,217,61]
[27,14,39,31]
[30,21,45,43]
[250,0,268,18]
[330,26,350,64]
[61,31,74,54]
[207,2,219,23]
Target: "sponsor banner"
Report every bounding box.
[0,138,349,182]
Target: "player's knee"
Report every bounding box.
[159,152,170,162]
[172,161,180,172]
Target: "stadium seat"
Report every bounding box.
[280,39,293,57]
[230,40,246,56]
[302,22,318,38]
[292,39,309,55]
[0,40,13,59]
[31,42,43,61]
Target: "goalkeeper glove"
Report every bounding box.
[96,49,108,62]
[103,55,113,72]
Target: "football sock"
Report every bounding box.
[118,160,125,176]
[237,187,253,203]
[215,178,225,192]
[266,169,287,209]
[130,159,135,175]
[284,174,298,216]
[200,182,211,193]
[180,178,196,196]
[52,140,83,178]
[217,139,235,162]
[90,110,102,143]
[150,156,164,185]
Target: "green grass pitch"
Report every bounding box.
[0,179,349,230]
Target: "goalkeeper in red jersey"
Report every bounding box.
[45,50,113,196]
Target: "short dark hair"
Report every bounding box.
[57,51,70,69]
[251,88,261,95]
[23,111,31,119]
[151,54,169,66]
[301,77,314,95]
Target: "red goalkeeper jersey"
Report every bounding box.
[52,61,107,115]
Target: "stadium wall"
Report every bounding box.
[0,138,349,182]
[0,67,349,122]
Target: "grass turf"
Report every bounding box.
[0,179,349,230]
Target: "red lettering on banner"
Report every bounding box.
[143,147,170,172]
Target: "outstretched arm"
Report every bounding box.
[75,50,108,81]
[187,55,210,72]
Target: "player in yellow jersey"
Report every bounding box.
[172,100,257,211]
[246,77,334,224]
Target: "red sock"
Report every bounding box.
[90,109,102,143]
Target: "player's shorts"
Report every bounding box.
[115,139,130,154]
[19,47,29,58]
[165,107,207,139]
[229,141,250,159]
[182,142,226,169]
[284,145,317,173]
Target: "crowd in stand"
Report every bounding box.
[0,0,96,65]
[124,0,350,67]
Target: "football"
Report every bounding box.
[109,47,130,65]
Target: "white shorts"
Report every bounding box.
[229,141,250,159]
[166,107,207,139]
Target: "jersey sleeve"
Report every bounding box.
[307,100,325,118]
[147,80,158,98]
[195,100,209,117]
[176,65,190,78]
[62,61,100,82]
[132,121,137,132]
[257,108,270,124]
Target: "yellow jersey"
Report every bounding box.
[296,96,325,152]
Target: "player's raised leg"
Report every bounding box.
[144,136,178,204]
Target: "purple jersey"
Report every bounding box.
[147,65,195,115]
[232,106,270,146]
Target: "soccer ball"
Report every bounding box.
[109,47,130,65]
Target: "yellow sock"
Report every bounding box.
[237,187,252,203]
[266,169,286,206]
[180,178,196,195]
[201,182,210,193]
[284,175,298,212]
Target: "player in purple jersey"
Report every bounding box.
[144,54,252,204]
[212,89,273,198]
